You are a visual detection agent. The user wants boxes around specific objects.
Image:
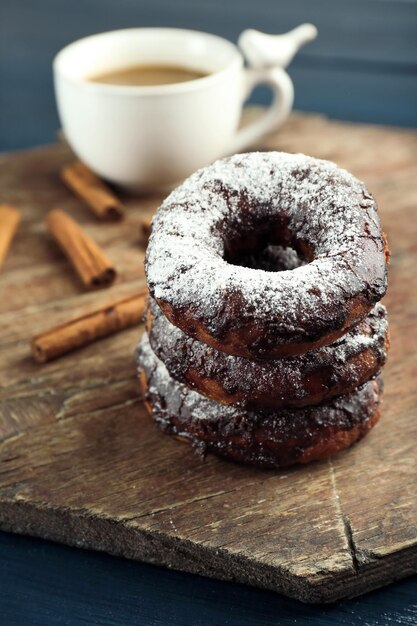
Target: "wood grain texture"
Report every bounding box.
[0,111,416,603]
[2,533,416,626]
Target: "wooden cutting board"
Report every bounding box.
[0,112,416,604]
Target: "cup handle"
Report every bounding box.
[228,67,294,154]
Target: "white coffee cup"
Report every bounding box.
[53,26,316,190]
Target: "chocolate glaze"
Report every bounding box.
[137,334,383,469]
[146,152,389,359]
[147,297,389,409]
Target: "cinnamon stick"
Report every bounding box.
[31,289,148,363]
[0,204,21,271]
[61,161,125,221]
[47,209,116,288]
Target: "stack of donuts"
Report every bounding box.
[137,152,389,468]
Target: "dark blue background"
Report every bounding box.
[1,0,417,150]
[1,1,417,624]
[1,532,417,626]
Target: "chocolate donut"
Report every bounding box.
[146,297,388,408]
[137,334,383,469]
[146,152,389,359]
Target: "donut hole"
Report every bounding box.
[228,243,305,272]
[234,245,304,272]
[218,208,311,272]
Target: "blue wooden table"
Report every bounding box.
[1,1,417,624]
[1,531,416,626]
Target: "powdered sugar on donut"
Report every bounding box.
[137,332,382,428]
[147,297,388,405]
[146,152,387,348]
